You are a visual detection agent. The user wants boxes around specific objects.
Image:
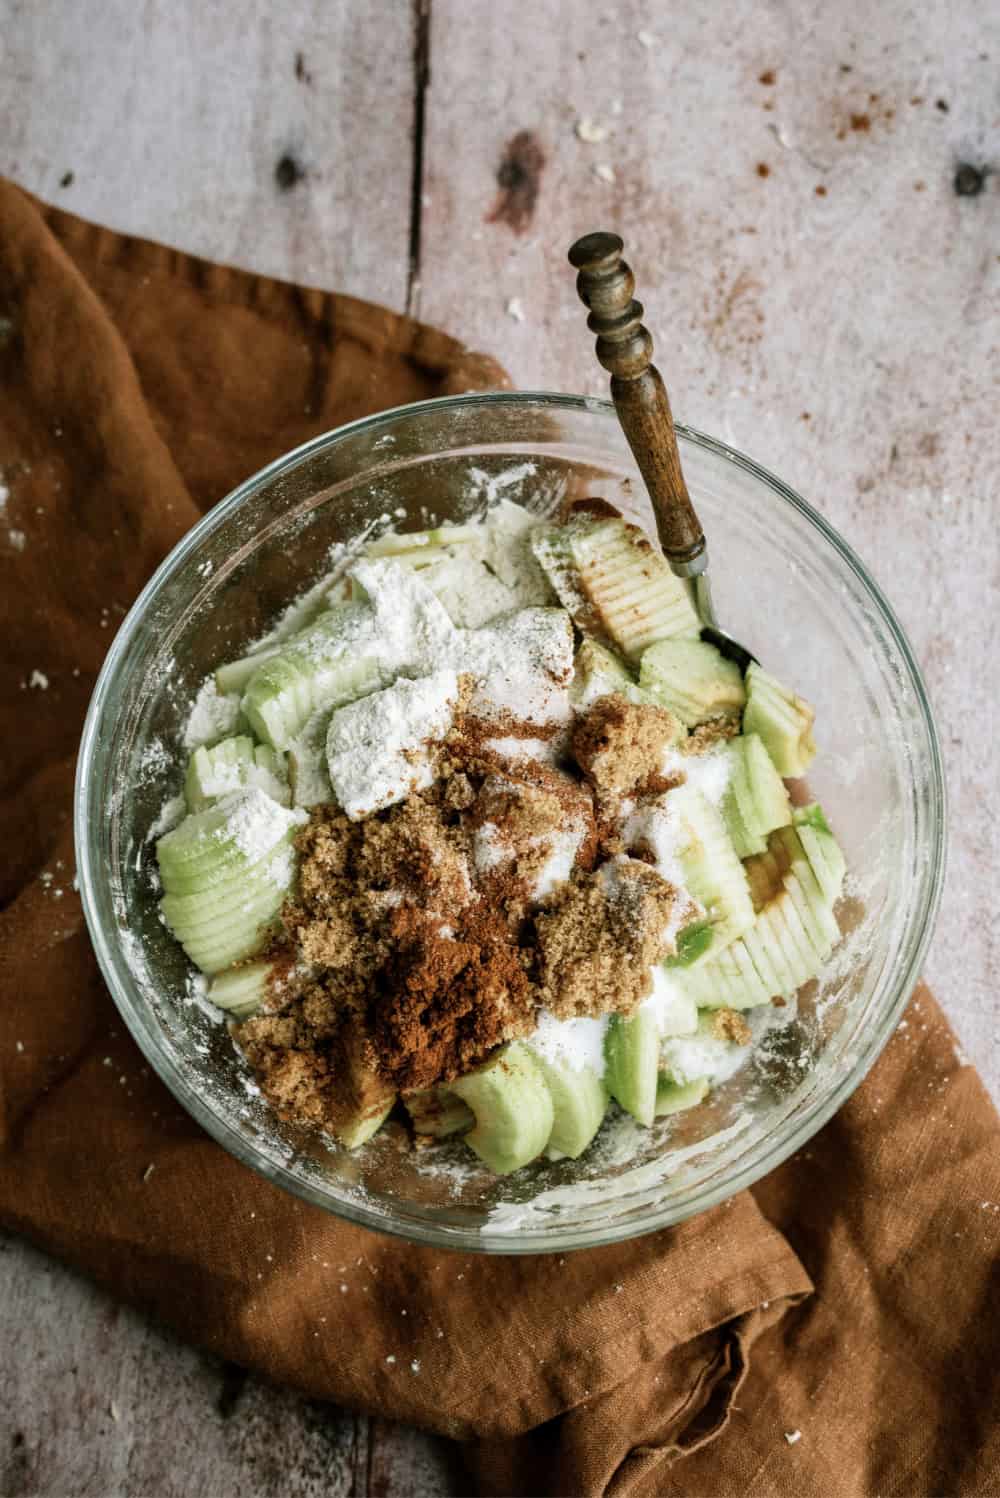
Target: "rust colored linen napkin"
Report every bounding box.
[0,178,997,1497]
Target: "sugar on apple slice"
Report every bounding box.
[654,1075,710,1116]
[403,1089,476,1139]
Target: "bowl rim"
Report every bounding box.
[74,391,947,1254]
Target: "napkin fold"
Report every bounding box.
[1,178,997,1497]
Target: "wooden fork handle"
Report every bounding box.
[568,231,706,576]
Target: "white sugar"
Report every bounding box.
[326,668,459,820]
[530,821,585,900]
[641,966,698,1037]
[528,1010,609,1077]
[483,735,555,764]
[621,797,684,885]
[658,1005,786,1087]
[664,744,731,805]
[660,1024,745,1087]
[660,889,699,951]
[472,821,508,874]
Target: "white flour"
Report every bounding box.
[458,608,574,726]
[146,793,187,841]
[326,668,460,819]
[218,788,307,862]
[349,558,458,678]
[183,679,242,750]
[416,553,520,628]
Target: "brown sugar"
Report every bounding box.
[535,858,683,1019]
[240,985,393,1134]
[464,764,598,913]
[712,1007,753,1045]
[571,694,681,798]
[467,772,564,846]
[355,794,473,914]
[681,717,740,754]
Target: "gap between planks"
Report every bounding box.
[406,0,432,317]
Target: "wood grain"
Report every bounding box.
[0,0,416,308]
[1,0,999,1492]
[417,0,1000,1102]
[0,1235,464,1497]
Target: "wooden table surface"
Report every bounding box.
[2,1,998,1492]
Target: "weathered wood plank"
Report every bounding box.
[0,0,416,309]
[0,1234,462,1497]
[366,1418,469,1498]
[418,0,1000,1102]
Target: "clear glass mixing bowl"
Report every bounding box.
[75,394,945,1253]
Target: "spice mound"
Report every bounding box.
[239,695,695,1127]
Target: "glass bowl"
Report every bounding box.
[75,394,945,1254]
